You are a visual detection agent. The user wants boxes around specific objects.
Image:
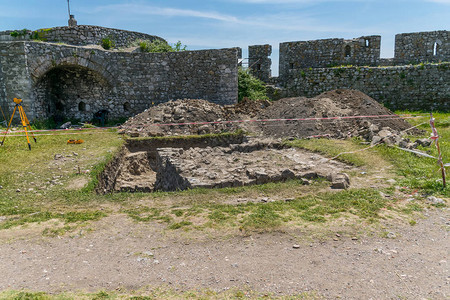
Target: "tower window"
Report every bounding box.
[123,102,131,112]
[78,101,86,112]
[345,45,351,57]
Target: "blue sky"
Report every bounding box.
[0,0,449,74]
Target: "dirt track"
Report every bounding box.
[0,208,448,299]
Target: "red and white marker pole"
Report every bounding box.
[429,113,446,188]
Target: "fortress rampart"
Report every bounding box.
[0,26,449,122]
[0,26,239,121]
[249,30,449,111]
[0,25,164,47]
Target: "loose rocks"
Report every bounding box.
[108,139,355,193]
[120,89,420,140]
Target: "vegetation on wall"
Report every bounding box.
[238,67,268,102]
[101,36,115,50]
[137,39,187,53]
[31,28,52,41]
[9,29,29,37]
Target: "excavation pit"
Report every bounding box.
[97,134,355,194]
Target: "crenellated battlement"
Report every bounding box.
[249,30,449,81]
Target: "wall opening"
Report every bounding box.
[123,102,131,112]
[365,39,370,47]
[433,42,438,56]
[78,101,86,111]
[289,62,294,69]
[34,65,110,122]
[345,45,351,57]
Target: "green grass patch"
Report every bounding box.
[0,289,321,299]
[0,111,447,232]
[128,129,245,142]
[376,112,449,196]
[124,186,393,231]
[0,129,124,228]
[0,210,106,230]
[285,138,375,167]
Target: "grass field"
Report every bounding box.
[0,289,320,300]
[0,112,448,234]
[0,112,448,300]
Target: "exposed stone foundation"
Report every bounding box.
[97,136,354,194]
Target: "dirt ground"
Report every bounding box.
[0,208,447,299]
[120,89,416,139]
[0,90,446,299]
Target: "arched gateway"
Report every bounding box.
[0,25,240,122]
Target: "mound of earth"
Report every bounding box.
[120,99,239,137]
[256,89,417,139]
[120,89,419,140]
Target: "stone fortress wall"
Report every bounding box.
[0,26,239,121]
[0,25,164,47]
[394,31,449,64]
[249,30,449,111]
[0,26,449,122]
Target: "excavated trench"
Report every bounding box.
[96,134,355,194]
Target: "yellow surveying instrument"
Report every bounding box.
[0,98,36,150]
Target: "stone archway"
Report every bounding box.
[33,64,111,122]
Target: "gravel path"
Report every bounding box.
[0,208,448,299]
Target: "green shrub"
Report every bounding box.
[138,39,187,53]
[238,67,268,102]
[10,29,29,38]
[101,37,115,50]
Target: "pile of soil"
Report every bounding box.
[120,99,239,137]
[120,89,418,139]
[257,89,417,139]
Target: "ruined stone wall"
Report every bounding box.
[0,41,239,121]
[278,35,381,76]
[0,25,164,47]
[279,63,450,111]
[395,31,449,64]
[0,42,34,116]
[248,44,272,82]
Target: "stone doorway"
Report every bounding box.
[33,65,110,122]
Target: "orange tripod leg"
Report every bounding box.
[18,106,32,150]
[0,105,17,146]
[22,107,36,143]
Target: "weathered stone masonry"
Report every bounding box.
[395,31,449,64]
[0,25,164,47]
[1,26,449,121]
[250,30,449,111]
[282,63,450,111]
[0,39,239,121]
[278,35,381,72]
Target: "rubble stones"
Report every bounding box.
[427,196,445,205]
[415,138,432,147]
[110,139,355,193]
[122,90,420,142]
[330,173,350,190]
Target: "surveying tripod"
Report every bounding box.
[0,98,36,150]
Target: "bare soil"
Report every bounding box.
[120,89,417,139]
[0,208,447,299]
[258,89,417,139]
